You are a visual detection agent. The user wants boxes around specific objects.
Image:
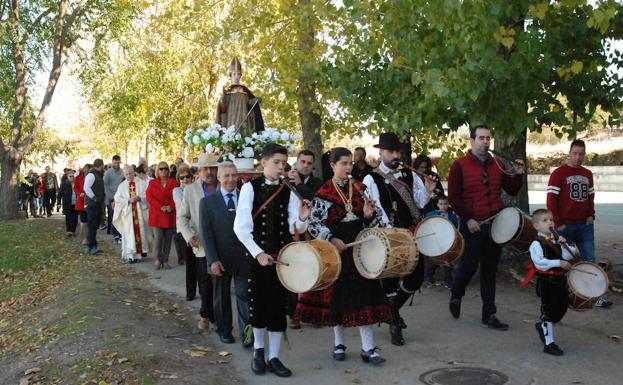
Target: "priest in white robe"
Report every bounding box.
[113,166,149,263]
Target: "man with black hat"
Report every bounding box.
[362,132,436,346]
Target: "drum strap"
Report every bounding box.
[372,168,420,223]
[252,183,286,221]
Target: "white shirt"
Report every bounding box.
[362,162,430,226]
[234,179,308,258]
[529,232,576,271]
[84,173,95,200]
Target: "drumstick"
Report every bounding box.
[273,259,290,267]
[414,232,436,240]
[478,214,498,225]
[570,266,598,277]
[344,238,373,248]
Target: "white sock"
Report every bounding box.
[334,326,345,351]
[268,331,282,360]
[542,322,554,345]
[253,328,265,350]
[359,325,375,353]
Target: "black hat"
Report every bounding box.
[373,132,402,151]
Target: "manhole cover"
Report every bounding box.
[419,367,509,385]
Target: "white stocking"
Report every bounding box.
[334,325,345,351]
[268,331,282,360]
[253,328,265,350]
[542,322,554,345]
[358,325,375,353]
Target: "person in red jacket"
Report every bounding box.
[546,139,612,308]
[146,161,177,270]
[74,164,91,245]
[447,124,524,330]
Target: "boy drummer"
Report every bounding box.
[528,208,577,356]
[233,143,311,377]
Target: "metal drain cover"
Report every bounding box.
[419,367,509,385]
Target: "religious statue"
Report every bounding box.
[215,57,265,137]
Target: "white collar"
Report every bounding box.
[264,177,280,185]
[379,162,402,177]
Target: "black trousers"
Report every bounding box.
[213,270,250,340]
[65,205,78,233]
[173,233,198,298]
[106,203,121,237]
[451,223,501,322]
[248,260,287,331]
[196,257,214,322]
[86,204,103,248]
[44,189,56,216]
[537,275,568,323]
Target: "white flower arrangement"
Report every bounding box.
[185,122,300,161]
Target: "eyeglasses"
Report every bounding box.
[159,167,169,171]
[482,170,489,185]
[179,175,191,180]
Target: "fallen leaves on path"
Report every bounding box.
[218,351,232,357]
[24,367,41,375]
[345,367,357,374]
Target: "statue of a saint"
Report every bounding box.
[215,57,265,137]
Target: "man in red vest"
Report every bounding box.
[447,125,525,330]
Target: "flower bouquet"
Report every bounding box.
[185,120,301,169]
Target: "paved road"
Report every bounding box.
[103,215,622,385]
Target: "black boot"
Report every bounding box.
[395,290,412,329]
[251,348,266,374]
[388,296,405,346]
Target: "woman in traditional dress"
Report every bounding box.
[113,166,149,263]
[295,147,390,365]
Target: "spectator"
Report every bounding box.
[424,195,458,289]
[412,154,445,212]
[25,170,38,218]
[37,174,45,217]
[351,147,373,181]
[41,165,59,217]
[74,164,91,245]
[104,155,125,245]
[58,170,78,236]
[172,164,198,300]
[84,159,106,254]
[146,161,177,270]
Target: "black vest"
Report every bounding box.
[370,170,416,228]
[536,238,564,275]
[251,177,293,254]
[85,170,105,207]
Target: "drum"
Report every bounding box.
[415,216,464,266]
[567,262,609,311]
[277,240,342,294]
[490,207,536,253]
[353,228,418,279]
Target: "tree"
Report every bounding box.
[328,0,623,210]
[0,0,138,220]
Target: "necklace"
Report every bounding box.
[332,178,358,220]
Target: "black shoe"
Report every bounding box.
[484,315,509,331]
[333,344,346,361]
[390,325,405,346]
[242,335,254,349]
[251,348,266,374]
[360,348,386,365]
[544,342,564,356]
[219,332,235,344]
[267,357,292,377]
[535,322,545,345]
[449,297,461,319]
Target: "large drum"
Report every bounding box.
[415,216,464,266]
[353,228,418,279]
[490,207,536,253]
[567,262,609,311]
[277,240,342,294]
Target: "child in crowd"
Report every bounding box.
[424,195,458,289]
[528,208,577,356]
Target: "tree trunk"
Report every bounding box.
[493,127,529,213]
[296,0,323,176]
[0,146,23,220]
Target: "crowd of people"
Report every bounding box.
[25,125,613,377]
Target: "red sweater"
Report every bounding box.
[546,164,595,226]
[146,178,177,228]
[74,172,86,212]
[448,151,523,222]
